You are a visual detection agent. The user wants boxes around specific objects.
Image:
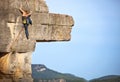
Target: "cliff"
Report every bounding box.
[0,0,74,82]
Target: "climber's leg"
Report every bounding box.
[23,24,29,39]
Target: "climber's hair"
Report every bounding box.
[24,10,29,14]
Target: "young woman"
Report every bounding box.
[19,6,32,39]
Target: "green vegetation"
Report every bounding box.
[32,64,87,82]
[89,75,120,82]
[32,64,120,82]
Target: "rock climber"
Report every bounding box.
[19,5,32,39]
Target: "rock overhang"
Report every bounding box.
[0,0,74,52]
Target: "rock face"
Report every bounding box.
[0,0,74,81]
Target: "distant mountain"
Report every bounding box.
[89,75,120,82]
[32,64,87,82]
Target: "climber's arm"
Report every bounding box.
[19,7,25,14]
[19,4,25,13]
[27,11,32,16]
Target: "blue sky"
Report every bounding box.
[32,0,120,80]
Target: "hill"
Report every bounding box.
[89,75,120,82]
[32,64,87,82]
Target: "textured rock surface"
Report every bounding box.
[0,0,74,81]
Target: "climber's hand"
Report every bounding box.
[20,4,22,8]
